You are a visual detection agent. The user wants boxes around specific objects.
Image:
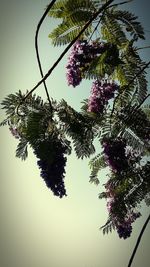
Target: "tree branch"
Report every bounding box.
[135,93,150,110]
[127,214,150,267]
[17,0,114,111]
[136,45,150,51]
[35,0,56,113]
[88,15,103,42]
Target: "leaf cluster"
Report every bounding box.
[57,99,96,158]
[48,0,95,46]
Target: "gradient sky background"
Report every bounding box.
[0,1,150,267]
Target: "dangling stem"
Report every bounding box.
[127,214,150,267]
[35,0,56,113]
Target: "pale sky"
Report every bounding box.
[0,1,150,267]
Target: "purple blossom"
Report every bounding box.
[106,197,115,212]
[66,67,82,87]
[9,126,20,139]
[102,139,128,172]
[106,194,141,239]
[116,223,132,239]
[115,211,141,239]
[66,40,107,87]
[88,80,119,114]
[34,140,67,198]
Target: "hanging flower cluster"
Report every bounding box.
[87,80,119,113]
[107,196,141,239]
[105,181,141,239]
[66,40,106,87]
[34,139,67,198]
[116,211,141,239]
[102,139,129,173]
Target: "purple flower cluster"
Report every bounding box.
[116,211,141,239]
[66,40,106,87]
[116,223,132,239]
[9,125,20,139]
[88,80,118,113]
[103,140,142,239]
[35,141,67,198]
[102,139,128,173]
[106,195,141,239]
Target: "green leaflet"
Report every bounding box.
[49,22,92,46]
[89,153,107,185]
[119,105,150,144]
[1,90,24,116]
[110,9,145,40]
[57,99,96,158]
[100,217,116,235]
[48,0,95,46]
[16,138,28,161]
[124,162,150,208]
[101,13,127,47]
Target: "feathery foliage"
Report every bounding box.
[1,0,150,241]
[48,0,95,46]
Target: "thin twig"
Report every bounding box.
[134,93,150,110]
[127,214,150,267]
[108,0,133,9]
[16,0,114,112]
[35,0,56,113]
[136,45,150,51]
[88,15,103,42]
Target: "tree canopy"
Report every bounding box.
[1,0,150,245]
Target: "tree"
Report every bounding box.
[0,0,150,259]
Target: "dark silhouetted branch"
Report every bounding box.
[128,214,150,267]
[35,0,56,113]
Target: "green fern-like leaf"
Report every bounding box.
[124,162,150,208]
[48,0,95,46]
[142,105,150,119]
[0,118,9,127]
[84,45,121,80]
[16,138,28,161]
[26,111,49,146]
[101,11,127,47]
[100,217,115,235]
[57,99,95,158]
[111,9,145,40]
[49,21,92,46]
[123,128,147,153]
[89,153,107,185]
[98,191,107,199]
[48,0,95,20]
[1,91,24,116]
[119,45,148,104]
[119,105,150,143]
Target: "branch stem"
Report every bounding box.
[108,0,133,8]
[35,0,56,113]
[127,214,150,267]
[136,45,150,51]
